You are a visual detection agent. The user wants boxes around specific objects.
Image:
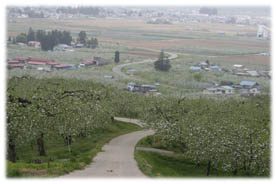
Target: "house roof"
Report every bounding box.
[189,66,201,70]
[29,58,52,63]
[15,57,29,61]
[240,81,257,86]
[210,65,220,69]
[81,60,96,64]
[221,86,234,90]
[47,61,60,65]
[28,41,40,44]
[27,61,46,65]
[8,61,21,64]
[8,63,24,67]
[233,64,244,67]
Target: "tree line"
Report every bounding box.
[10,28,99,51]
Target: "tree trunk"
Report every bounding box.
[64,135,72,145]
[37,132,46,156]
[7,138,16,162]
[206,160,211,176]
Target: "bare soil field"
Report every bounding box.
[216,55,270,66]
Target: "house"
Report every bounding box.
[233,64,245,70]
[209,65,221,71]
[240,88,261,96]
[75,43,84,48]
[236,72,250,77]
[247,71,260,77]
[203,86,234,95]
[94,57,105,66]
[199,61,209,68]
[28,41,40,48]
[53,44,73,52]
[220,86,235,94]
[127,82,157,93]
[189,66,201,71]
[203,88,222,95]
[240,81,259,88]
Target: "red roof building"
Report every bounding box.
[47,61,60,65]
[14,57,29,62]
[81,59,96,65]
[8,61,21,64]
[27,61,47,65]
[29,58,52,63]
[8,63,25,69]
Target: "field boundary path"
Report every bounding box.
[112,51,178,83]
[61,117,154,178]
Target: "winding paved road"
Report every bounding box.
[61,117,154,178]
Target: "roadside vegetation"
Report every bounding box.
[136,95,270,177]
[7,76,143,177]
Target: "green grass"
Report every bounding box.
[135,135,247,177]
[7,120,142,178]
[134,151,240,177]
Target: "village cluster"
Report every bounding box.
[189,60,271,78]
[15,40,87,52]
[7,56,105,72]
[189,60,268,96]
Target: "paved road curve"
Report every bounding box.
[61,118,154,178]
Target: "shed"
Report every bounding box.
[240,81,258,88]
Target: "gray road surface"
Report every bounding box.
[61,118,154,178]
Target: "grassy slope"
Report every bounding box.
[7,120,142,178]
[134,135,244,177]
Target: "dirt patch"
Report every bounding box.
[20,168,48,176]
[215,55,270,66]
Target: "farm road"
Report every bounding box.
[61,117,154,178]
[112,51,178,83]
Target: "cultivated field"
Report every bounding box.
[7,17,270,96]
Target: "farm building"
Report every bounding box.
[74,43,84,48]
[28,41,40,48]
[240,88,261,96]
[247,71,260,77]
[8,63,24,69]
[29,58,52,64]
[53,64,75,70]
[203,86,234,95]
[240,81,259,88]
[53,44,73,52]
[209,65,221,71]
[236,72,250,77]
[127,82,157,93]
[80,60,96,67]
[199,61,209,68]
[14,57,29,63]
[189,66,201,71]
